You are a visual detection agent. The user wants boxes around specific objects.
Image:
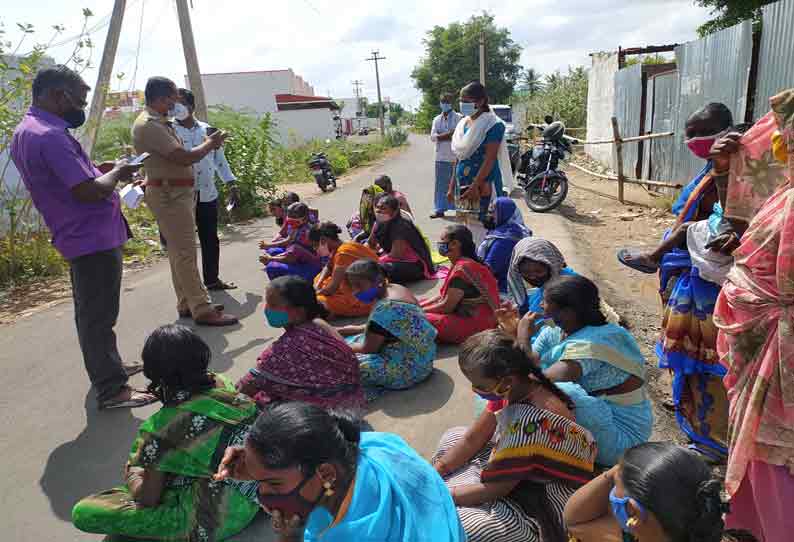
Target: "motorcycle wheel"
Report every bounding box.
[524,173,568,212]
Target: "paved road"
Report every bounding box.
[1,134,588,541]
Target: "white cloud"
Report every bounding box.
[3,0,713,110]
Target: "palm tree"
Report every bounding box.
[520,68,543,96]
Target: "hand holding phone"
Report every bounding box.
[127,152,150,166]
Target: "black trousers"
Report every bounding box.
[195,198,220,286]
[381,260,425,285]
[69,247,128,402]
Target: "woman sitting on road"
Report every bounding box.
[422,225,499,344]
[267,191,301,228]
[369,194,435,284]
[477,197,531,293]
[512,275,653,466]
[236,276,364,410]
[564,442,756,542]
[433,329,597,542]
[507,237,576,316]
[311,221,379,318]
[72,325,260,541]
[374,174,413,216]
[259,202,322,282]
[338,259,437,401]
[215,402,466,542]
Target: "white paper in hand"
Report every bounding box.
[120,184,145,209]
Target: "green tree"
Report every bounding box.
[514,66,588,129]
[411,13,523,131]
[518,68,543,96]
[694,0,775,36]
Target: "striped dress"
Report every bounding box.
[434,402,597,542]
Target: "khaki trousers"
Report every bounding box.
[145,184,212,318]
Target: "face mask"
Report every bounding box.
[685,128,729,159]
[460,101,476,117]
[257,474,321,519]
[285,217,303,228]
[168,102,190,121]
[63,108,86,129]
[609,486,645,533]
[264,308,290,328]
[472,379,509,402]
[440,103,452,113]
[317,243,330,258]
[437,242,449,256]
[354,285,382,304]
[482,217,496,231]
[375,212,391,223]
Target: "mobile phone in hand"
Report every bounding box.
[128,152,150,166]
[206,126,218,136]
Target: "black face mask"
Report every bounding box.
[63,108,86,129]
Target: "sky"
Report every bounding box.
[2,0,715,110]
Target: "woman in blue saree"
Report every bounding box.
[215,402,466,542]
[517,275,652,466]
[477,197,531,293]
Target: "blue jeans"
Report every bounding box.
[434,161,454,213]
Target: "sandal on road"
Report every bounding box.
[206,280,238,291]
[99,389,157,410]
[617,248,659,274]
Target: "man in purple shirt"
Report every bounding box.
[10,66,156,410]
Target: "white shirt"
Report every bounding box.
[174,119,236,203]
[430,111,463,163]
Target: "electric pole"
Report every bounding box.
[351,79,364,116]
[175,0,209,121]
[366,51,386,137]
[81,0,126,156]
[479,32,486,85]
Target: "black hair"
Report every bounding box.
[178,87,195,109]
[620,443,744,542]
[461,81,489,104]
[345,259,385,283]
[267,275,328,320]
[688,102,733,131]
[142,324,215,404]
[32,65,88,99]
[441,92,455,103]
[373,175,393,193]
[459,329,574,410]
[544,115,554,124]
[248,402,361,473]
[375,194,400,213]
[281,192,300,206]
[286,201,309,218]
[309,221,342,242]
[145,76,177,104]
[444,224,481,263]
[544,275,607,327]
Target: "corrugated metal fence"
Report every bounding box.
[588,0,793,188]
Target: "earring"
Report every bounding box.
[626,517,639,529]
[323,481,335,497]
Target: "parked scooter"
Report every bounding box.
[515,122,577,212]
[309,152,337,192]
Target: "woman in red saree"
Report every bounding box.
[422,225,499,344]
[713,89,794,542]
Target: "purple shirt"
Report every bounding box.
[10,106,129,260]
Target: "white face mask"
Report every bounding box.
[169,102,190,121]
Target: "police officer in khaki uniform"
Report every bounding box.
[132,76,237,326]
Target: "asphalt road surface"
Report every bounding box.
[1,134,588,541]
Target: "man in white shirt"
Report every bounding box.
[429,93,463,219]
[175,88,239,290]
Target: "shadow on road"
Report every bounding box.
[39,392,141,522]
[366,368,455,419]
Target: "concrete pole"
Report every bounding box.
[479,33,486,85]
[367,51,386,137]
[81,0,126,157]
[175,0,209,121]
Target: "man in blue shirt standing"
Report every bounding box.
[429,93,462,219]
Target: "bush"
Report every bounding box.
[384,126,409,147]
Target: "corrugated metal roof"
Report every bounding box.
[754,0,794,116]
[613,63,643,177]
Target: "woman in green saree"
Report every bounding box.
[72,324,260,541]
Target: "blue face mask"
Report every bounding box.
[437,242,449,256]
[264,308,290,328]
[440,103,452,113]
[354,285,381,304]
[609,486,645,533]
[460,101,476,117]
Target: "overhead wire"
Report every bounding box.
[128,0,146,92]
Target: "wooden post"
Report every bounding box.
[611,116,625,204]
[175,0,209,122]
[81,0,126,157]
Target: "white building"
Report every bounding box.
[272,94,340,146]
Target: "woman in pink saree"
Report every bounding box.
[713,89,794,542]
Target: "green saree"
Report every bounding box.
[72,375,260,541]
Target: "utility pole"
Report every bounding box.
[366,51,386,137]
[175,0,209,121]
[351,79,363,116]
[479,32,486,85]
[81,0,126,157]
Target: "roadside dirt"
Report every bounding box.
[558,166,684,444]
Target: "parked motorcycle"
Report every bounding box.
[309,152,337,192]
[515,122,576,212]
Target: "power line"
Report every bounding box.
[128,0,146,92]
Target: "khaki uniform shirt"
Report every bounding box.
[131,107,193,180]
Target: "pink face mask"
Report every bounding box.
[686,129,729,160]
